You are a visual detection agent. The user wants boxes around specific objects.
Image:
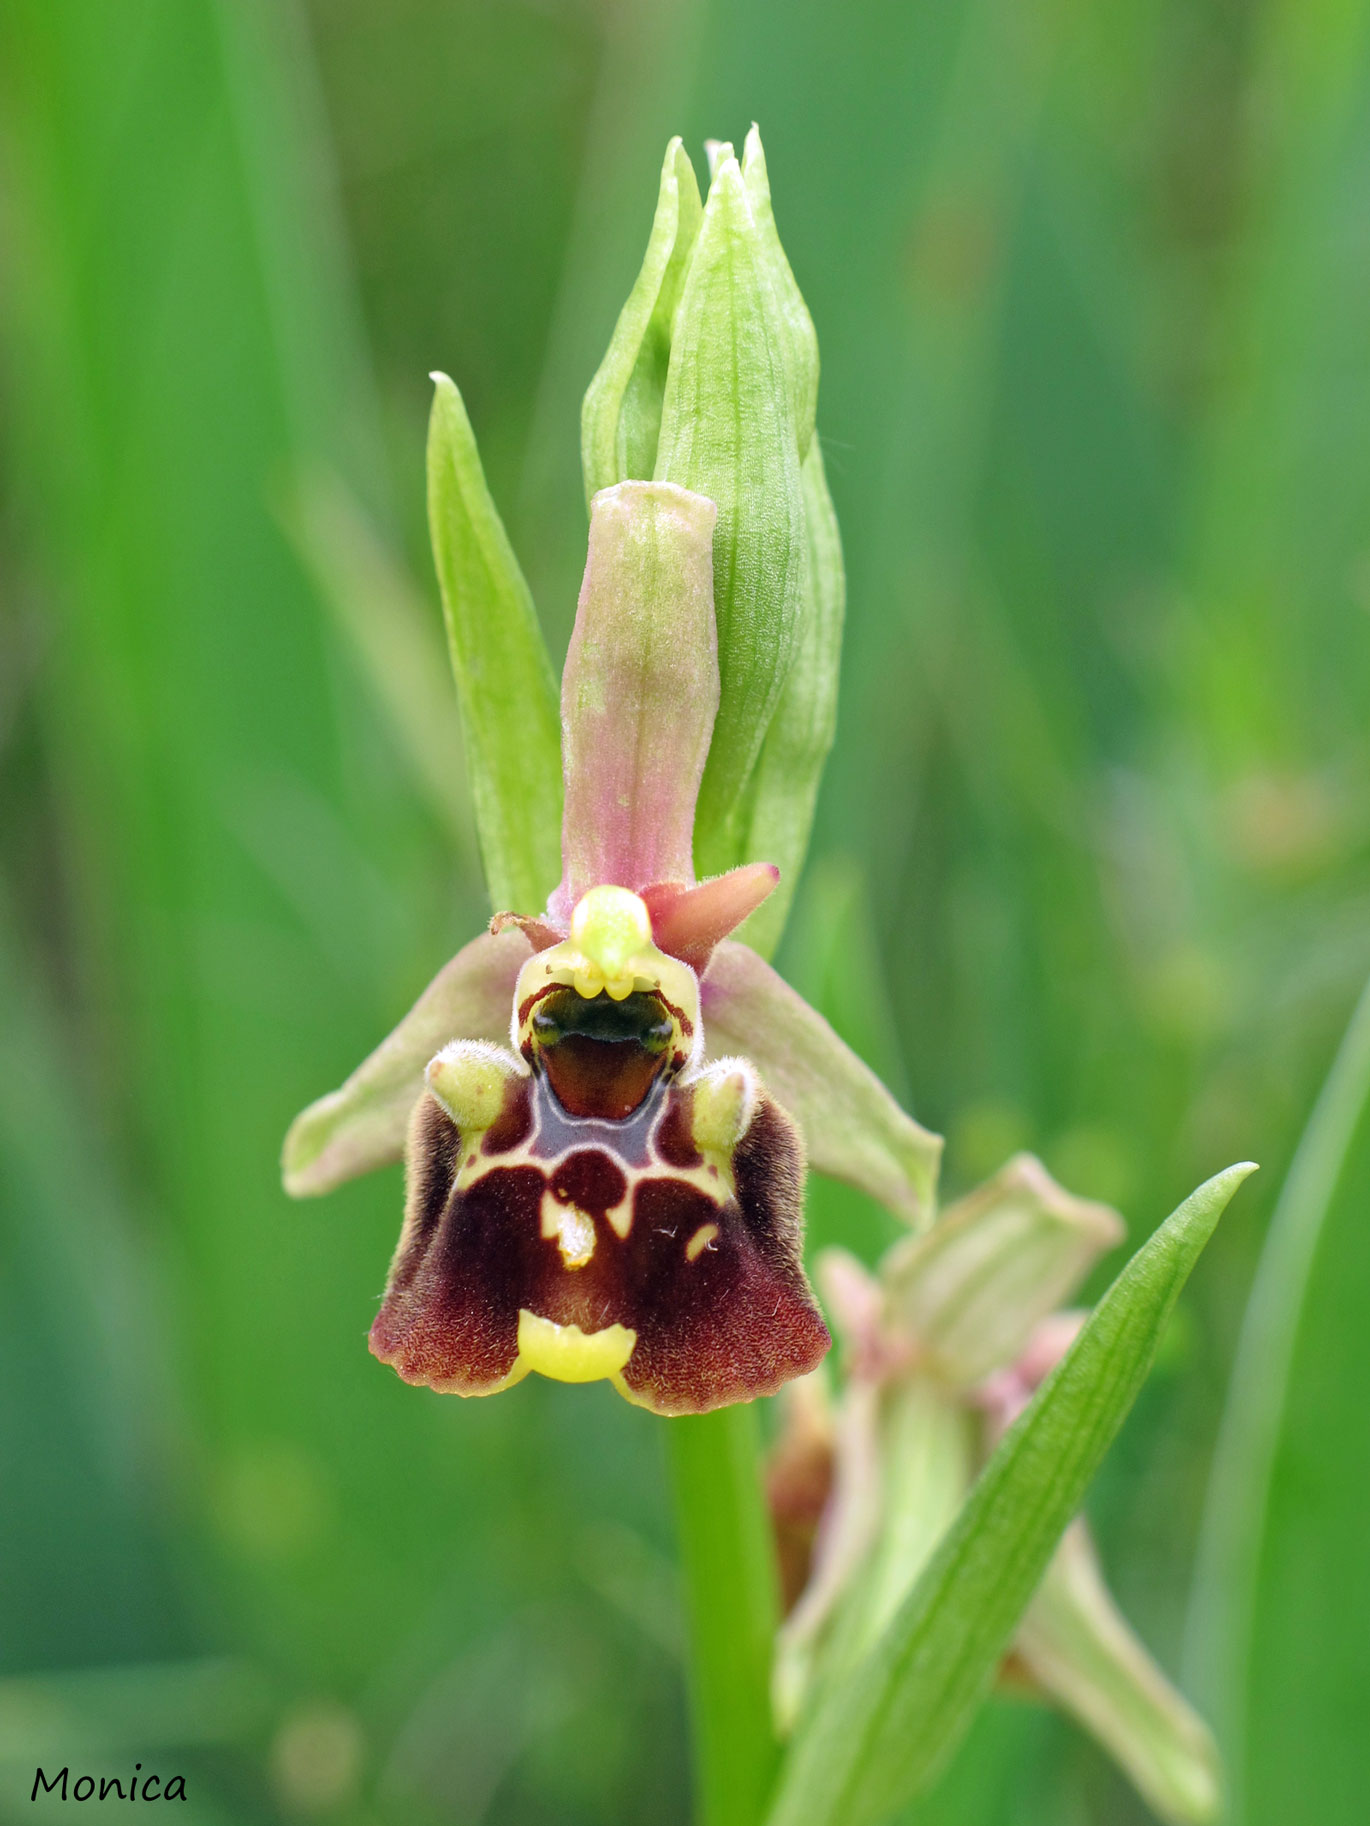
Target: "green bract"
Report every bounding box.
[583,126,829,892]
[582,138,703,501]
[427,372,563,914]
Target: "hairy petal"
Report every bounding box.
[282,926,530,1197]
[643,862,779,973]
[373,1070,828,1414]
[555,481,719,915]
[701,941,942,1228]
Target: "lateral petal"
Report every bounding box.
[281,926,530,1197]
[642,862,779,973]
[701,940,942,1228]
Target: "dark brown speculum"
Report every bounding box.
[529,987,673,1121]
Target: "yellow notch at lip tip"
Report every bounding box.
[515,1309,636,1383]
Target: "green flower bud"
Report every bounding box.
[583,128,838,900]
[734,438,845,958]
[581,138,703,501]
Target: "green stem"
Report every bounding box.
[668,1404,782,1826]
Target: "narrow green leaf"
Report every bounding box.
[1185,970,1370,1814]
[767,1163,1256,1826]
[738,439,843,957]
[655,154,807,876]
[581,137,703,500]
[426,372,563,913]
[668,1406,782,1826]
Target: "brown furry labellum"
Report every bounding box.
[369,887,829,1415]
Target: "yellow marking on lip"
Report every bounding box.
[516,1309,636,1383]
[606,1196,633,1240]
[685,1221,720,1262]
[539,1191,597,1268]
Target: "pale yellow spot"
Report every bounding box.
[515,1309,636,1383]
[539,1190,598,1267]
[556,1206,596,1268]
[606,1196,633,1240]
[685,1222,720,1262]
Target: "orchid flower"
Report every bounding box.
[282,130,941,1416]
[769,1154,1222,1825]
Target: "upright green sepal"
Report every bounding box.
[427,373,563,913]
[735,439,844,957]
[655,151,808,877]
[581,138,703,502]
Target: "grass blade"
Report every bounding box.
[1184,972,1370,1814]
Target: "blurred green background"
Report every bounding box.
[2,1,1368,1821]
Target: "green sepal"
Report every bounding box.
[734,439,844,958]
[427,373,563,913]
[781,1378,971,1729]
[281,926,529,1197]
[1018,1522,1221,1825]
[581,138,703,501]
[703,941,942,1230]
[655,150,808,876]
[765,1162,1255,1826]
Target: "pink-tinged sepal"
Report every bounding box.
[553,481,720,919]
[702,940,943,1228]
[281,926,532,1197]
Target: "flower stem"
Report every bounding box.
[668,1404,782,1826]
